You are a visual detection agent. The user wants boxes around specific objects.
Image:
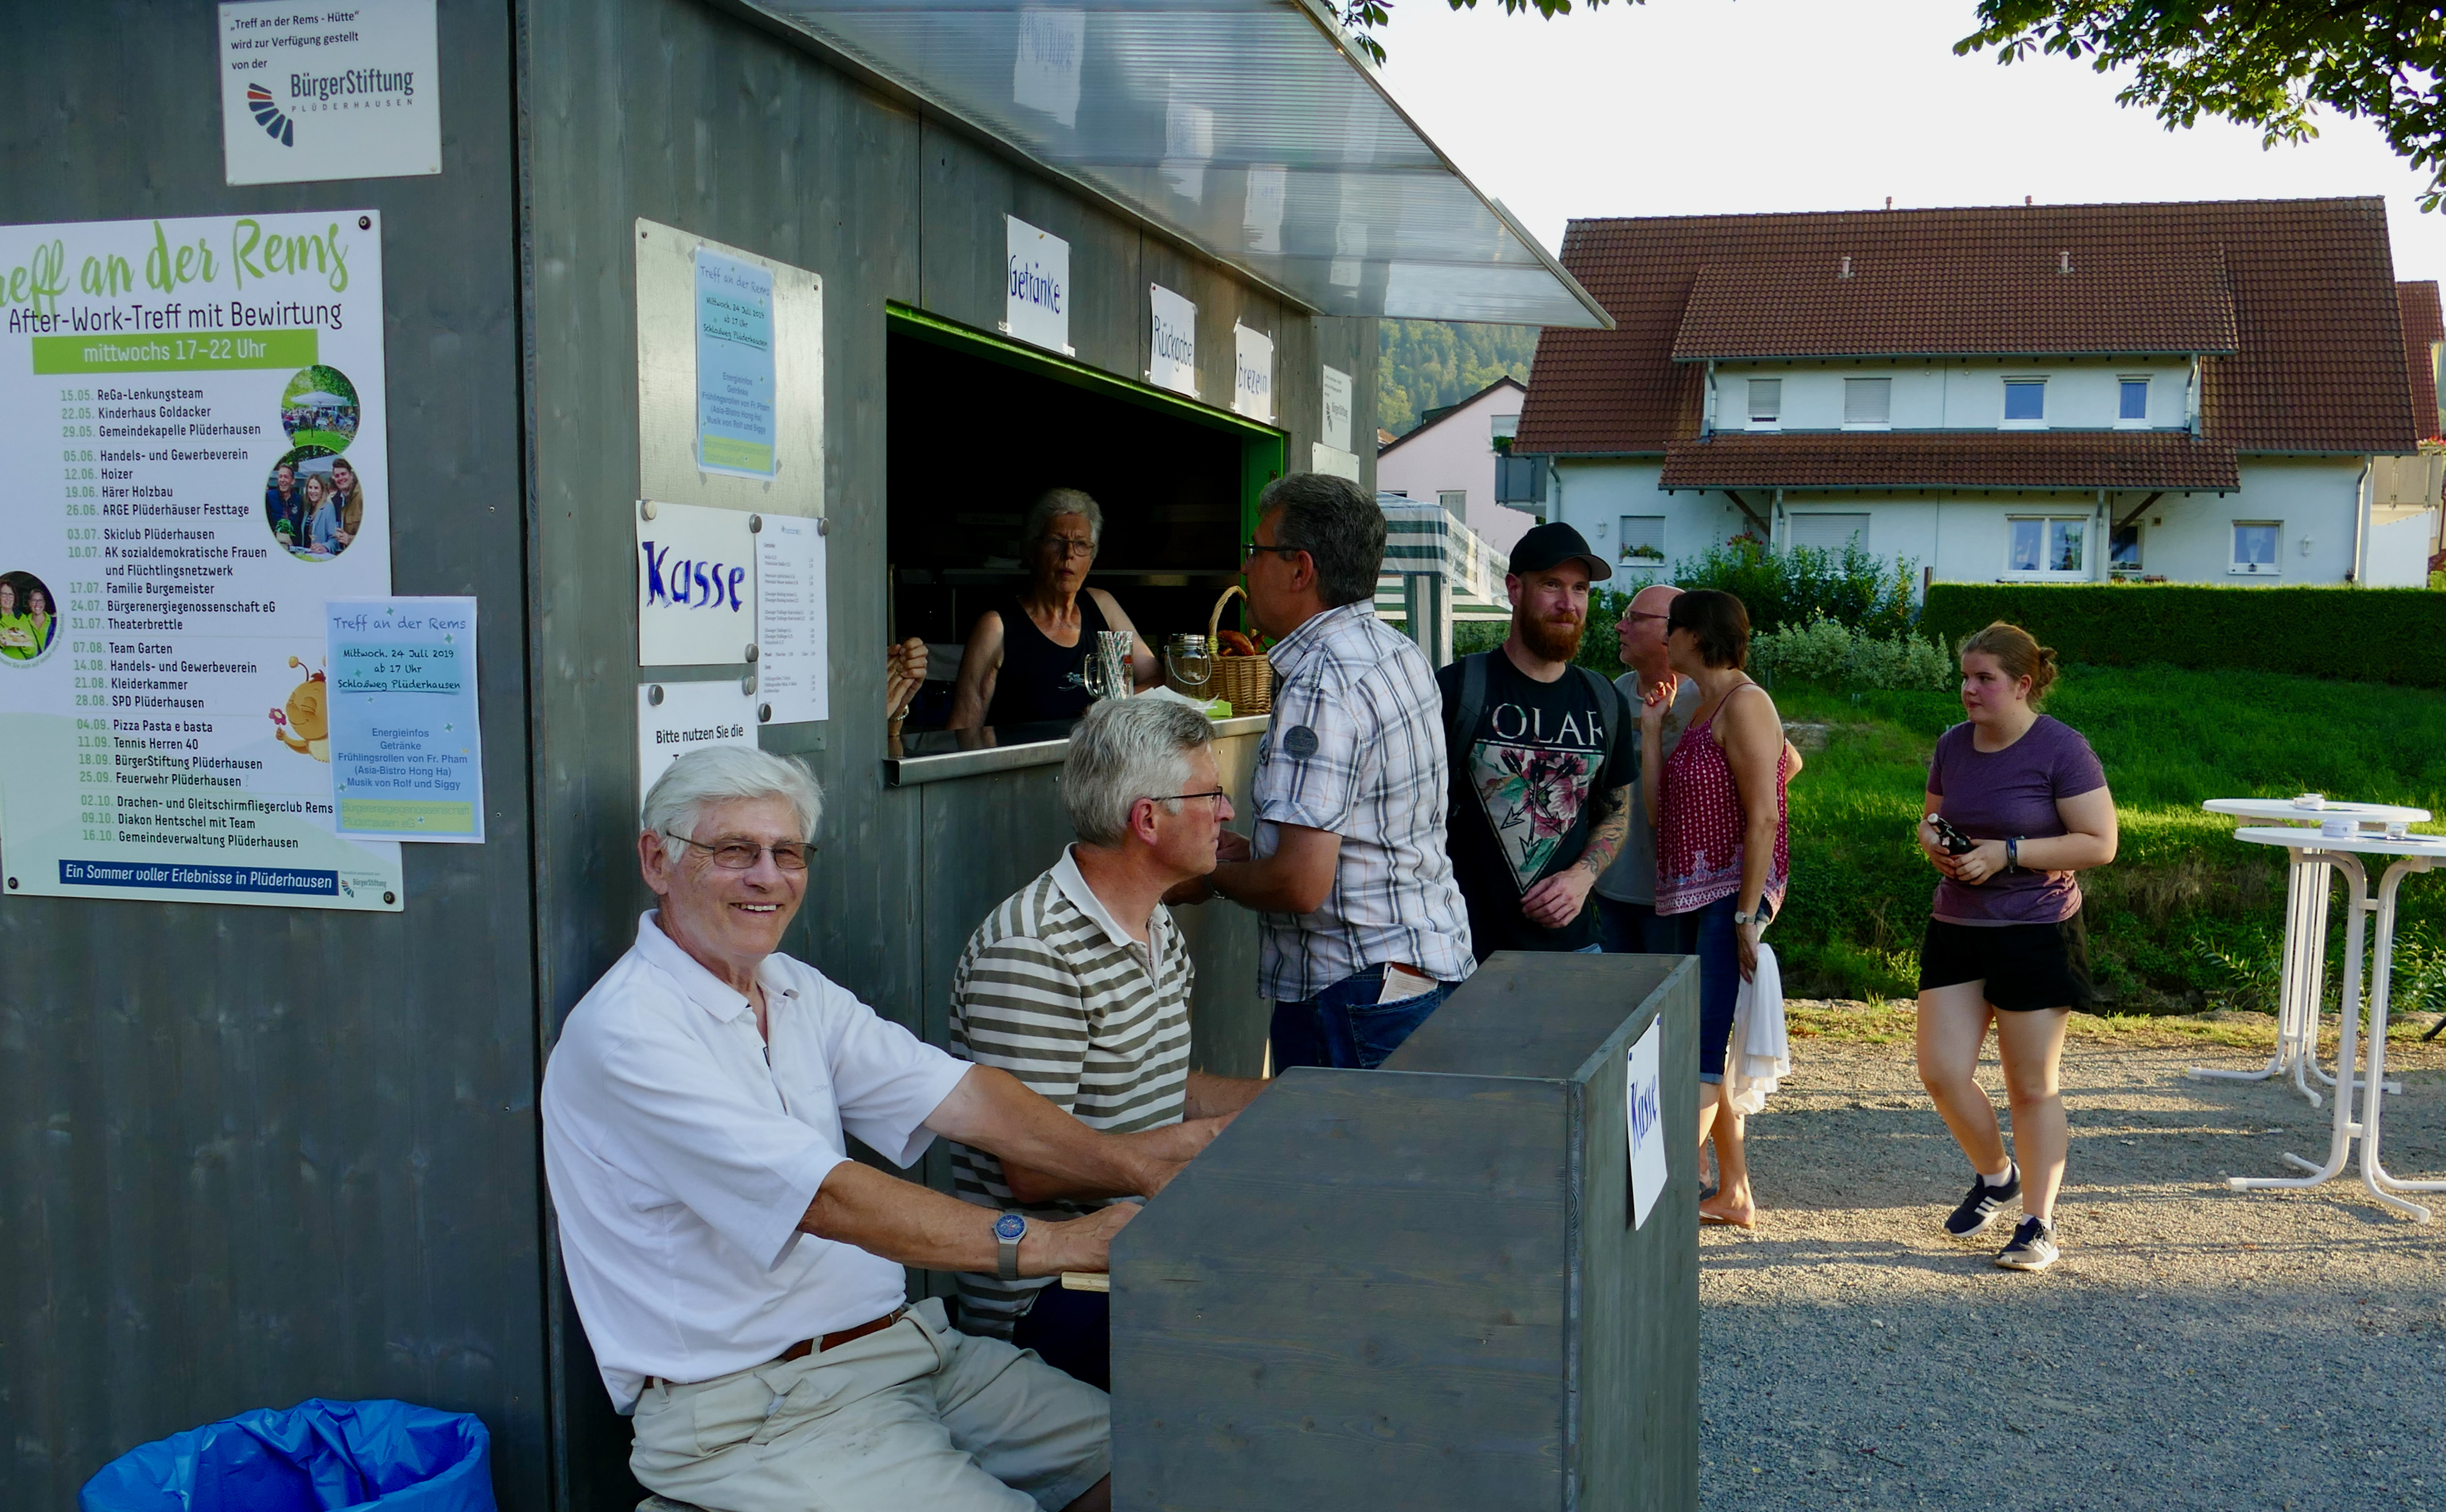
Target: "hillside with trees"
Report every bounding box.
[1377,319,1538,436]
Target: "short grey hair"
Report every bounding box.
[1259,473,1385,608]
[1063,699,1215,846]
[641,745,824,861]
[1023,488,1103,549]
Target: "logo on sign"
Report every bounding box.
[640,541,748,613]
[247,83,294,146]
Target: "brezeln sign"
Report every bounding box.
[1233,323,1274,422]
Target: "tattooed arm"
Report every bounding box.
[1520,783,1633,931]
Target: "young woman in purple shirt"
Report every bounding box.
[1913,623,2118,1272]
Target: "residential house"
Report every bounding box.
[1377,376,1533,555]
[1513,198,2435,589]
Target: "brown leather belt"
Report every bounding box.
[649,1306,909,1390]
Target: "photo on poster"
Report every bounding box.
[0,571,60,665]
[0,209,402,910]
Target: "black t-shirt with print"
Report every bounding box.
[1436,650,1631,958]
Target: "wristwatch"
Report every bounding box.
[1732,911,1757,926]
[994,1211,1027,1281]
[2006,837,2023,874]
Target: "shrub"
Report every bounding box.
[1751,617,1954,691]
[1672,537,1920,637]
[1920,582,2446,688]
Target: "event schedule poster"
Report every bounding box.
[327,597,481,842]
[694,248,777,478]
[0,211,404,910]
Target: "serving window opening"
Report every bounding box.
[885,307,1282,752]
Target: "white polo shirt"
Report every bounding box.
[542,912,971,1413]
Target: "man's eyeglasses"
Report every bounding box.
[1241,539,1304,562]
[1041,536,1098,560]
[664,833,814,871]
[1625,610,1672,623]
[1146,789,1229,806]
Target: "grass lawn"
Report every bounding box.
[1767,664,2446,1016]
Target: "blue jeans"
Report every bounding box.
[1596,896,1701,956]
[1271,965,1455,1071]
[1685,894,1771,1084]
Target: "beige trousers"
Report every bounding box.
[630,1298,1109,1512]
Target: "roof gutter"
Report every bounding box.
[2351,454,2374,584]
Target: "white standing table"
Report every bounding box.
[2193,799,2429,1104]
[2226,825,2446,1222]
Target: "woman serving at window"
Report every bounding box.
[947,489,1156,731]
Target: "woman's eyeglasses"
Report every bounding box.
[664,833,814,871]
[1041,536,1098,560]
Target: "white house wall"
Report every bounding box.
[1550,455,2377,590]
[1376,384,1530,555]
[1712,358,2197,432]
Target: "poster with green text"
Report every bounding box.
[0,210,403,909]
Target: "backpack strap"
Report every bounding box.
[1575,663,1628,788]
[1447,652,1490,761]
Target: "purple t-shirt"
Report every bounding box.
[1927,715,2107,925]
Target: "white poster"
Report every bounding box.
[638,679,758,815]
[219,0,442,186]
[1004,217,1071,356]
[637,501,757,668]
[0,211,402,909]
[1243,164,1287,254]
[1233,324,1275,422]
[1148,284,1197,398]
[1626,1017,1668,1230]
[1310,443,1360,482]
[1321,364,1354,453]
[755,516,828,726]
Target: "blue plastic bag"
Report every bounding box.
[79,1398,496,1512]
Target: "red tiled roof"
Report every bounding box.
[1516,198,2418,459]
[1658,431,2240,493]
[1673,247,2234,361]
[2399,280,2441,442]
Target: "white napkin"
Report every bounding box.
[1724,940,1789,1116]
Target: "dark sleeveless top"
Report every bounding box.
[983,592,1109,728]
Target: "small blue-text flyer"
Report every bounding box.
[326,597,484,843]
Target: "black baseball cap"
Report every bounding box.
[1508,521,1613,581]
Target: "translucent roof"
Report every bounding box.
[746,0,1611,328]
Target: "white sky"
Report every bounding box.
[1373,0,2446,287]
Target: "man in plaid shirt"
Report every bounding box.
[1203,473,1474,1069]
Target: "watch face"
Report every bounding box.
[995,1213,1027,1241]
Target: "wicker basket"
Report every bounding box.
[1206,584,1273,716]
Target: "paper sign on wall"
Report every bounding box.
[1322,365,1354,453]
[1011,8,1085,128]
[1233,324,1274,422]
[1004,217,1072,356]
[638,679,758,815]
[326,597,482,841]
[637,501,758,667]
[755,516,828,726]
[219,0,442,186]
[1148,285,1198,397]
[0,210,403,910]
[1311,443,1360,482]
[1627,1017,1668,1230]
[695,250,778,478]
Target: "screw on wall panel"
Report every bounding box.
[640,500,658,521]
[648,684,664,706]
[745,644,759,663]
[741,673,757,695]
[749,515,763,532]
[383,891,397,905]
[816,517,829,536]
[357,215,371,230]
[759,704,773,723]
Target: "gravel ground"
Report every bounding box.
[1698,1006,2446,1512]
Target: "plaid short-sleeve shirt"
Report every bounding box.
[1251,602,1474,1000]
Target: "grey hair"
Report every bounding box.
[641,745,824,860]
[1023,488,1103,550]
[1259,473,1385,608]
[1062,698,1215,846]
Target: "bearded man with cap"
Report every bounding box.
[1435,522,1635,961]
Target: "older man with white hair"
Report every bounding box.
[543,746,1175,1512]
[949,699,1267,1389]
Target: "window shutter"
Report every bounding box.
[1843,377,1891,425]
[1789,513,1869,552]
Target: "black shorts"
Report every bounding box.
[1918,913,2094,1012]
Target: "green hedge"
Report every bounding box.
[1921,583,2446,688]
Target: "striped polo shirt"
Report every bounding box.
[947,845,1192,1336]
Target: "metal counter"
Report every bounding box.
[885,712,1271,786]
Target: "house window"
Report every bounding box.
[2232,521,2281,575]
[1747,379,1782,427]
[1490,412,1520,443]
[2118,377,2150,424]
[2003,379,2047,425]
[1438,490,1467,523]
[2007,516,2086,576]
[1789,513,1869,554]
[2110,522,2143,569]
[1618,515,1667,567]
[1843,377,1891,428]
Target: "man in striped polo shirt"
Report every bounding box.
[949,699,1268,1389]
